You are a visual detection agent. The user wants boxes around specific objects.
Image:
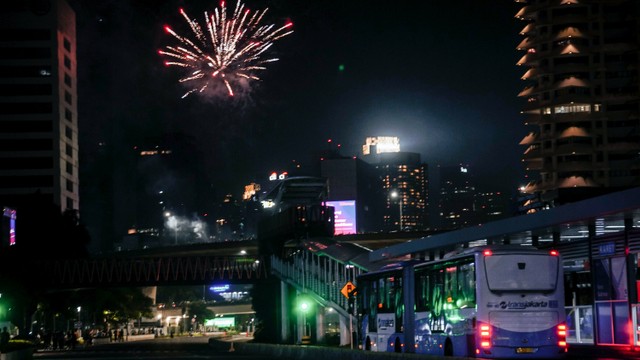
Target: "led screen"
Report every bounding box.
[327,200,356,235]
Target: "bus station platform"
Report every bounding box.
[568,343,640,360]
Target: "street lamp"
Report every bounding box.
[390,190,403,231]
[77,306,81,329]
[297,296,312,344]
[300,301,309,337]
[165,211,178,245]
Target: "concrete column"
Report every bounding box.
[297,307,305,344]
[403,265,415,353]
[280,280,290,342]
[316,305,325,344]
[339,313,351,346]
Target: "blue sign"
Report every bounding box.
[210,284,230,292]
[598,242,615,256]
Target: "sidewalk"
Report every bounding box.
[568,343,640,359]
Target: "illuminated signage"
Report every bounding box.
[210,284,230,293]
[243,183,261,200]
[326,200,357,235]
[261,200,275,208]
[363,136,400,155]
[2,207,16,246]
[268,171,288,181]
[204,317,235,328]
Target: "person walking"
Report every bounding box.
[0,327,10,348]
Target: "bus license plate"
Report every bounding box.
[516,347,536,354]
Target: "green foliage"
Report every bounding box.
[156,285,204,304]
[186,301,215,323]
[97,288,154,326]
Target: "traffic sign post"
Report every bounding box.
[341,281,356,299]
[341,281,357,349]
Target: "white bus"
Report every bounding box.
[357,245,567,358]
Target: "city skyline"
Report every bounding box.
[71,0,526,198]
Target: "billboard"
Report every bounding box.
[326,200,356,235]
[1,207,16,247]
[204,317,235,328]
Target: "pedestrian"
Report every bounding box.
[0,326,10,348]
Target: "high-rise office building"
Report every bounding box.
[0,0,79,212]
[115,134,214,250]
[438,164,477,230]
[361,137,429,232]
[516,0,640,208]
[320,155,384,233]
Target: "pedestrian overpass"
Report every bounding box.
[269,187,640,349]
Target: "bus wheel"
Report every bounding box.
[365,336,371,351]
[444,339,453,357]
[394,337,402,353]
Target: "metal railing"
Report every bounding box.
[271,250,362,317]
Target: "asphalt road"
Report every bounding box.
[33,335,261,360]
[32,334,638,360]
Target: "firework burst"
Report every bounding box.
[159,0,293,98]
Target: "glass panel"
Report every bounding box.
[485,254,558,291]
[594,258,612,300]
[611,257,628,301]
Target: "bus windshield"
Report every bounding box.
[485,254,558,292]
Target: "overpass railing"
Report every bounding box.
[270,249,364,317]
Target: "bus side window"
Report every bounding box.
[431,271,445,317]
[458,263,476,307]
[445,266,458,305]
[415,271,431,312]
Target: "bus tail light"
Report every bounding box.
[557,323,567,348]
[479,323,491,348]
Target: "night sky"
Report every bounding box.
[71,0,527,198]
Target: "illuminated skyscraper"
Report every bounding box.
[0,0,79,212]
[515,0,640,209]
[361,137,429,232]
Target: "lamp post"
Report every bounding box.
[165,211,178,245]
[77,306,81,330]
[298,297,312,345]
[390,190,403,231]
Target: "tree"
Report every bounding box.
[92,288,154,329]
[183,301,214,331]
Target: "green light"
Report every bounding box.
[338,64,345,72]
[296,295,314,314]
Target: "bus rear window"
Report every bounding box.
[485,254,558,292]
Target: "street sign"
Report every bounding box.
[341,281,356,299]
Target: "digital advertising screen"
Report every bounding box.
[2,207,16,247]
[326,200,356,235]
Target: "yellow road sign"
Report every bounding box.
[341,281,356,299]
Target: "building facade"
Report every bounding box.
[115,133,214,250]
[438,164,477,230]
[0,0,79,212]
[360,137,429,232]
[320,156,385,233]
[516,0,640,208]
[375,152,428,232]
